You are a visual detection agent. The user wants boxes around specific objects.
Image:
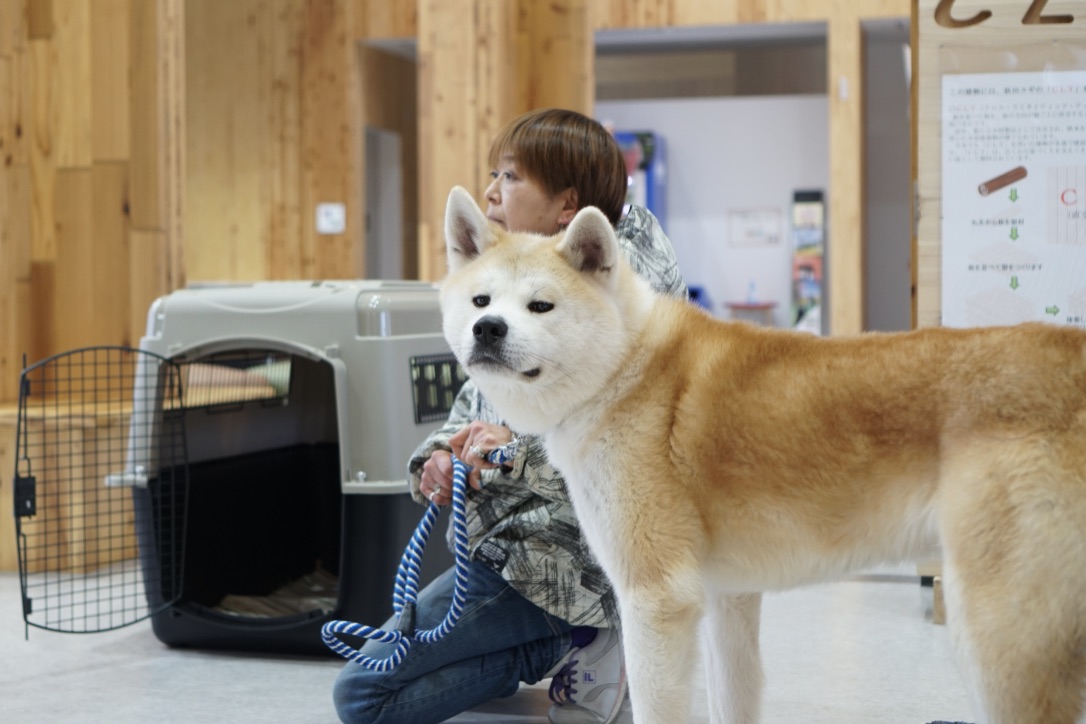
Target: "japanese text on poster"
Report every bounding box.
[941,69,1086,328]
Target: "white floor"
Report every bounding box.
[0,570,973,723]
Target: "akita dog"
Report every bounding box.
[439,185,1086,724]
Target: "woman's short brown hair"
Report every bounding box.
[488,108,628,226]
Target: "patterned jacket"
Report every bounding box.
[407,206,687,627]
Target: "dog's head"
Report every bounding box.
[440,186,648,434]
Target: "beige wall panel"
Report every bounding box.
[418,0,597,281]
[475,0,517,178]
[185,0,274,282]
[138,0,184,290]
[0,165,32,402]
[828,8,865,335]
[299,0,359,281]
[915,0,1085,328]
[592,0,674,28]
[90,0,130,162]
[0,55,14,165]
[262,1,305,281]
[0,408,16,570]
[417,0,480,282]
[185,0,359,284]
[91,162,132,346]
[1,49,30,167]
[28,261,54,367]
[52,165,130,352]
[363,0,416,40]
[26,0,54,40]
[591,1,909,27]
[128,230,168,345]
[129,0,166,231]
[51,0,92,168]
[51,169,95,351]
[0,0,27,55]
[28,39,56,261]
[518,0,592,113]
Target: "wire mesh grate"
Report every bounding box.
[14,347,189,634]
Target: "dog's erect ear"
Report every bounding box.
[445,186,492,274]
[556,206,620,280]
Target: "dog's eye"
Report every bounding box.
[473,295,490,308]
[528,301,554,314]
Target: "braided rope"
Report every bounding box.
[321,440,518,670]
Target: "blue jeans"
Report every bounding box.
[333,559,574,724]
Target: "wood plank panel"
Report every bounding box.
[0,406,19,571]
[51,169,94,351]
[91,162,132,346]
[1,47,30,167]
[51,166,131,352]
[518,0,592,114]
[28,39,56,261]
[129,0,163,231]
[0,165,32,402]
[184,0,269,282]
[262,1,304,281]
[827,7,865,335]
[51,0,92,168]
[475,0,516,181]
[159,0,185,290]
[128,230,168,344]
[0,0,28,55]
[363,0,416,40]
[299,0,360,280]
[26,0,53,40]
[91,0,130,162]
[417,0,479,282]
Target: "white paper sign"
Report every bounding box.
[941,69,1086,328]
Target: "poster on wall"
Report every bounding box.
[791,190,824,334]
[941,68,1086,328]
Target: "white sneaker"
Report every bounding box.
[547,627,628,724]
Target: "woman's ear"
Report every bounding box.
[556,187,579,227]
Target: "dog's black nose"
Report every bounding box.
[473,316,507,346]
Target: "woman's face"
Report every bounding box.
[484,155,575,236]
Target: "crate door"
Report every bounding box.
[13,347,189,634]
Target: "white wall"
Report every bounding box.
[597,95,829,327]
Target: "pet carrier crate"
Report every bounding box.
[12,280,464,655]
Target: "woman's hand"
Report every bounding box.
[450,421,514,490]
[419,422,514,504]
[419,450,456,505]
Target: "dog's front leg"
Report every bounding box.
[702,592,764,724]
[619,581,703,724]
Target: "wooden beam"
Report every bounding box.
[827,6,866,335]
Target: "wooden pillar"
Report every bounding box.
[828,6,866,336]
[417,0,592,282]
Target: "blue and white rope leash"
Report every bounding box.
[320,439,518,670]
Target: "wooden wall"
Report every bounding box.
[0,0,183,404]
[0,0,911,408]
[185,0,361,283]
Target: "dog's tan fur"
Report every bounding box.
[440,186,1086,723]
